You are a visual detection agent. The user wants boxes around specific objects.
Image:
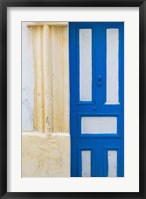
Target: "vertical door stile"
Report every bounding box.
[95,25,106,107]
[69,23,78,176]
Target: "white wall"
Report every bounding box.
[22,22,34,130]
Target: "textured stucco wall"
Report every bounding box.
[22,132,70,177]
[31,24,69,133]
[22,22,34,131]
[22,22,70,177]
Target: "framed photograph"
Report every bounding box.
[0,0,146,198]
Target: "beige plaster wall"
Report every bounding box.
[31,24,69,133]
[22,22,70,177]
[22,131,70,177]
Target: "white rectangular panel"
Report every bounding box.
[106,29,119,104]
[82,151,91,177]
[108,150,117,177]
[82,117,117,134]
[79,29,92,101]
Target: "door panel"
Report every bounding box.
[69,22,124,177]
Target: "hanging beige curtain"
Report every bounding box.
[29,23,69,133]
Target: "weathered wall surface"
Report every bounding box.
[22,132,70,177]
[22,22,34,131]
[22,22,70,177]
[31,24,69,133]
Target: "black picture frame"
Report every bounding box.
[0,0,146,198]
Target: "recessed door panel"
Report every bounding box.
[81,116,117,134]
[81,150,91,177]
[79,29,92,101]
[106,29,119,104]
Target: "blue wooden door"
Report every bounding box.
[69,22,124,177]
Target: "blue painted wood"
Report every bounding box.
[69,22,124,177]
